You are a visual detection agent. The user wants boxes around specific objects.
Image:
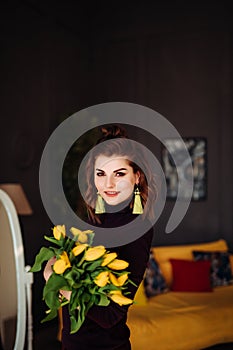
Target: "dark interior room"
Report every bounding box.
[0,1,232,349]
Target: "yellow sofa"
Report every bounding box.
[127,239,233,350]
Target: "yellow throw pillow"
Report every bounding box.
[151,239,228,287]
[134,281,147,306]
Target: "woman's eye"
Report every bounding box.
[115,172,126,177]
[96,172,105,177]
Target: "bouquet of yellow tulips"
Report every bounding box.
[30,225,135,333]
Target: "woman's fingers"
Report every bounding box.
[44,257,71,301]
[60,290,71,301]
[43,256,56,281]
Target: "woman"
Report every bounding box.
[46,125,157,349]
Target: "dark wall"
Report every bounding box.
[0,2,89,327]
[0,1,232,329]
[88,4,233,248]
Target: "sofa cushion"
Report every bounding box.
[143,253,168,297]
[170,259,212,292]
[127,285,233,350]
[151,239,228,286]
[193,251,232,287]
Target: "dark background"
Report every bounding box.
[0,1,232,331]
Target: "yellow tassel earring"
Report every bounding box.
[132,187,143,214]
[95,192,105,214]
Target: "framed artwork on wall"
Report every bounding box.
[161,137,207,201]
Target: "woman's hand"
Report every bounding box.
[43,256,56,282]
[60,289,71,301]
[43,257,71,301]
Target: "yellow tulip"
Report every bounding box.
[109,272,128,286]
[70,227,94,243]
[78,232,88,243]
[85,246,106,261]
[110,290,122,295]
[109,292,133,306]
[53,259,67,274]
[53,225,66,240]
[72,244,87,256]
[94,271,109,287]
[101,252,117,266]
[53,251,71,274]
[107,259,129,270]
[60,251,70,264]
[117,273,128,286]
[109,272,120,286]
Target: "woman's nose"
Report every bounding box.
[105,176,115,188]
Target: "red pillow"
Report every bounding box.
[170,259,212,292]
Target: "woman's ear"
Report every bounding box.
[135,171,140,185]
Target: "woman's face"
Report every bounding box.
[94,155,139,206]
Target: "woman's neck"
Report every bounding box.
[104,196,133,214]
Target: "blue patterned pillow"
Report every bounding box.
[192,251,232,287]
[144,253,169,297]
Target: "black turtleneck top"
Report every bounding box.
[62,207,154,350]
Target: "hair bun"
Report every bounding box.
[98,124,127,142]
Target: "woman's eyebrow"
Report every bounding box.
[95,167,128,173]
[113,168,127,173]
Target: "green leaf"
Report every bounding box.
[99,284,119,293]
[82,292,91,303]
[51,247,64,256]
[73,282,83,289]
[43,273,70,298]
[65,268,81,287]
[60,298,69,307]
[44,290,61,309]
[65,237,76,251]
[73,266,85,274]
[85,259,102,272]
[90,294,97,304]
[97,294,110,306]
[30,247,54,272]
[128,279,137,287]
[70,289,82,311]
[88,285,98,294]
[70,311,83,334]
[80,305,86,324]
[41,308,58,323]
[87,233,94,246]
[85,300,94,314]
[69,298,95,334]
[80,277,92,285]
[44,235,63,247]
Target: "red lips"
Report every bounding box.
[104,191,120,197]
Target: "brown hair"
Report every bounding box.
[85,125,157,223]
